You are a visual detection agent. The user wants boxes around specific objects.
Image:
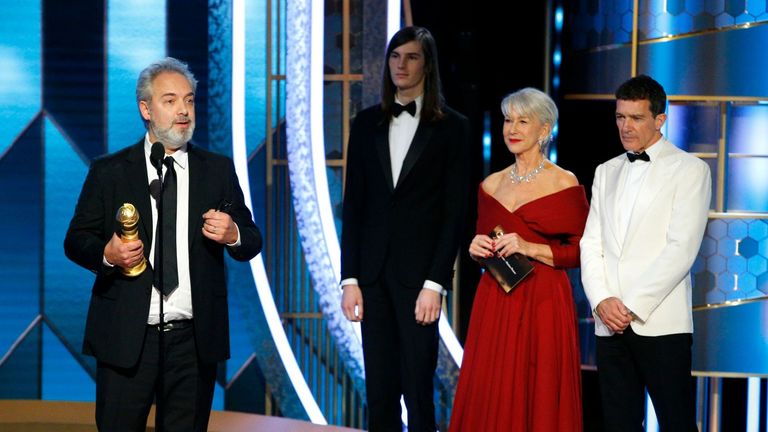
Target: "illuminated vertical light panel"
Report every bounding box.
[0,1,40,157]
[107,0,165,153]
[645,392,658,432]
[548,4,563,164]
[231,0,326,423]
[43,117,94,400]
[386,0,401,43]
[482,112,491,176]
[0,0,40,368]
[284,0,366,396]
[727,105,768,212]
[746,377,760,432]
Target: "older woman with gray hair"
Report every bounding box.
[449,88,588,431]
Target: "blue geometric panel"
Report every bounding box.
[729,105,768,155]
[728,159,768,212]
[728,219,748,238]
[0,117,42,361]
[759,272,768,294]
[727,255,746,273]
[707,254,726,273]
[564,46,633,94]
[709,218,728,239]
[327,166,343,243]
[248,147,268,241]
[107,0,166,153]
[666,103,720,154]
[0,1,41,157]
[226,281,257,384]
[639,25,768,97]
[43,0,106,160]
[324,2,343,74]
[213,379,225,411]
[695,219,768,306]
[208,0,233,156]
[218,256,260,386]
[42,323,94,401]
[224,359,267,414]
[245,0,269,156]
[749,220,768,239]
[0,321,41,399]
[43,116,93,375]
[717,237,736,256]
[638,0,768,39]
[700,236,717,257]
[324,82,343,158]
[740,237,759,258]
[748,255,767,274]
[569,0,633,50]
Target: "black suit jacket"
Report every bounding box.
[341,105,470,289]
[64,141,262,368]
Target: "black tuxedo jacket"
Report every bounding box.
[341,104,470,289]
[64,141,262,368]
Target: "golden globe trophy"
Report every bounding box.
[116,203,147,276]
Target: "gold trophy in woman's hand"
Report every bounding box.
[116,203,147,276]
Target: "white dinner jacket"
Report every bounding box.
[580,138,711,337]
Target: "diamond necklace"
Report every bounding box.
[509,159,547,184]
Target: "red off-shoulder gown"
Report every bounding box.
[449,185,589,432]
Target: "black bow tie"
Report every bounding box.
[393,100,417,117]
[627,151,650,163]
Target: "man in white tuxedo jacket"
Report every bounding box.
[580,75,711,432]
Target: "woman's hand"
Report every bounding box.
[468,234,494,261]
[493,232,531,258]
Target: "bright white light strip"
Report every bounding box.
[386,0,401,43]
[232,0,326,424]
[439,314,463,366]
[310,0,341,281]
[645,392,658,432]
[308,0,363,345]
[746,377,760,432]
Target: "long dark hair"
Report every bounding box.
[381,26,444,122]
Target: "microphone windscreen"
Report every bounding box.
[149,179,161,202]
[150,142,165,169]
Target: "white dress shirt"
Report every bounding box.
[144,134,193,324]
[617,138,664,243]
[388,95,422,184]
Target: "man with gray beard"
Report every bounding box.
[64,57,262,431]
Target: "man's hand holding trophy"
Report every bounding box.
[115,203,147,276]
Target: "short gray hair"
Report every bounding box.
[135,57,197,104]
[500,87,558,151]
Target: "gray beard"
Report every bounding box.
[150,120,194,149]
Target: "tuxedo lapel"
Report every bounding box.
[374,121,395,192]
[623,141,680,248]
[396,120,433,189]
[603,158,625,249]
[187,146,207,249]
[125,142,153,248]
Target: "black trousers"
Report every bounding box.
[596,326,697,432]
[95,323,217,432]
[361,259,439,432]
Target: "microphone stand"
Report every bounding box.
[153,154,166,432]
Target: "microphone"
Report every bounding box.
[149,179,161,202]
[150,142,165,208]
[150,142,165,171]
